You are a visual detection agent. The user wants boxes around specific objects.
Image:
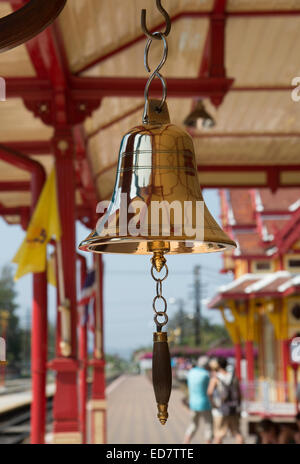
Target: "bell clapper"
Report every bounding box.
[150,248,172,425]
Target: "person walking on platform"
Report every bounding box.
[183,356,213,444]
[208,356,244,444]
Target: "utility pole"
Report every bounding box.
[194,266,201,346]
[177,299,185,345]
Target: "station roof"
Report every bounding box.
[222,188,300,257]
[1,1,300,228]
[208,271,300,308]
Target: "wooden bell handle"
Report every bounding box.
[152,331,172,425]
[0,0,66,53]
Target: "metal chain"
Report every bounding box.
[151,262,169,331]
[141,1,171,124]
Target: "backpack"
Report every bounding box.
[218,371,241,416]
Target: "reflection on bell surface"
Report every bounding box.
[79,100,236,255]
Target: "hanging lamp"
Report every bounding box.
[184,99,216,129]
[79,0,236,425]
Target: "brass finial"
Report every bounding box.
[157,403,168,425]
[151,251,166,272]
[148,241,169,272]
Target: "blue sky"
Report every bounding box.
[0,189,233,359]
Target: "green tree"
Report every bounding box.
[168,308,231,350]
[0,265,22,365]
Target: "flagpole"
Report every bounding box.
[89,255,106,444]
[56,240,71,357]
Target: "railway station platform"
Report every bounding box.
[0,384,55,415]
[107,375,254,444]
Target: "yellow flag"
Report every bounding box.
[13,168,61,280]
[47,254,57,288]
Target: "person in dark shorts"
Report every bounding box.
[256,419,279,444]
[207,356,243,444]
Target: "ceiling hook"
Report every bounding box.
[141,0,171,41]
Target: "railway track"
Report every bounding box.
[0,375,121,444]
[0,398,53,444]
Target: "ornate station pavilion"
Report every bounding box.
[209,188,300,418]
[0,0,300,444]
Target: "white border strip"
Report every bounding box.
[106,374,127,395]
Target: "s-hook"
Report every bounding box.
[141,0,171,40]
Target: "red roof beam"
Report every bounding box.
[0,181,30,191]
[0,206,29,215]
[6,77,51,99]
[74,125,99,211]
[4,77,294,100]
[71,76,234,100]
[1,141,51,155]
[75,8,300,75]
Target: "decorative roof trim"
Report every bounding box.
[245,271,290,293]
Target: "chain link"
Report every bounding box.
[151,261,169,331]
[142,26,170,123]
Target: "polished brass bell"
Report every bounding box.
[80,101,236,426]
[79,100,236,256]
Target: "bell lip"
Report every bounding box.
[78,236,237,255]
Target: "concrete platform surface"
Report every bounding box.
[107,375,254,445]
[0,384,55,414]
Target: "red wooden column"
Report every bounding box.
[245,341,255,383]
[78,254,88,444]
[0,147,47,444]
[31,162,47,445]
[88,255,106,444]
[234,342,242,381]
[49,127,81,444]
[281,339,289,401]
[31,267,48,444]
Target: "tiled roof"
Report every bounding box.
[228,190,255,225]
[245,272,291,294]
[261,218,291,240]
[259,189,300,212]
[234,231,265,256]
[208,272,300,308]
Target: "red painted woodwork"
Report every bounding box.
[4,0,300,444]
[0,147,47,444]
[88,255,106,444]
[50,129,79,436]
[0,181,30,192]
[245,340,255,385]
[71,75,234,101]
[73,125,99,211]
[234,343,242,381]
[274,208,300,255]
[49,358,80,434]
[5,77,293,101]
[281,339,289,401]
[75,8,300,75]
[17,22,101,126]
[77,254,88,444]
[206,0,228,106]
[0,141,51,154]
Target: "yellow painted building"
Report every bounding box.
[209,189,300,418]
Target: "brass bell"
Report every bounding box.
[79,100,236,256]
[79,99,236,426]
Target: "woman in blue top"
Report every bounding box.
[183,356,213,444]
